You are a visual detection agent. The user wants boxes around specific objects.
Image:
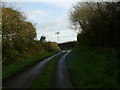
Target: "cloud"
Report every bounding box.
[24,10,47,21]
[37,17,69,33]
[50,2,75,9]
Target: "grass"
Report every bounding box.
[2,51,56,79]
[66,46,120,88]
[30,54,62,88]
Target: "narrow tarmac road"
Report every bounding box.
[55,52,74,88]
[3,52,62,88]
[3,51,73,89]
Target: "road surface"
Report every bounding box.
[3,51,73,88]
[55,52,73,88]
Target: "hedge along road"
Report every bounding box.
[3,52,63,88]
[3,51,73,88]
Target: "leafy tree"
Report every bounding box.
[70,2,120,48]
[2,7,36,64]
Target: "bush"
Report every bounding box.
[3,49,20,65]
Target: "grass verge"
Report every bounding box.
[29,54,62,88]
[3,51,56,79]
[66,46,120,88]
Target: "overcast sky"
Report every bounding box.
[7,2,78,43]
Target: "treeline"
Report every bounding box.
[2,6,60,66]
[70,2,120,48]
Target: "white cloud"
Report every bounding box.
[24,10,47,21]
[50,2,76,9]
[37,17,69,33]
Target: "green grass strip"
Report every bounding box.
[30,54,61,88]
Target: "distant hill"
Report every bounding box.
[58,41,77,50]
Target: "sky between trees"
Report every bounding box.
[4,1,78,43]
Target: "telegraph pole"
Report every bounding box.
[55,32,60,43]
